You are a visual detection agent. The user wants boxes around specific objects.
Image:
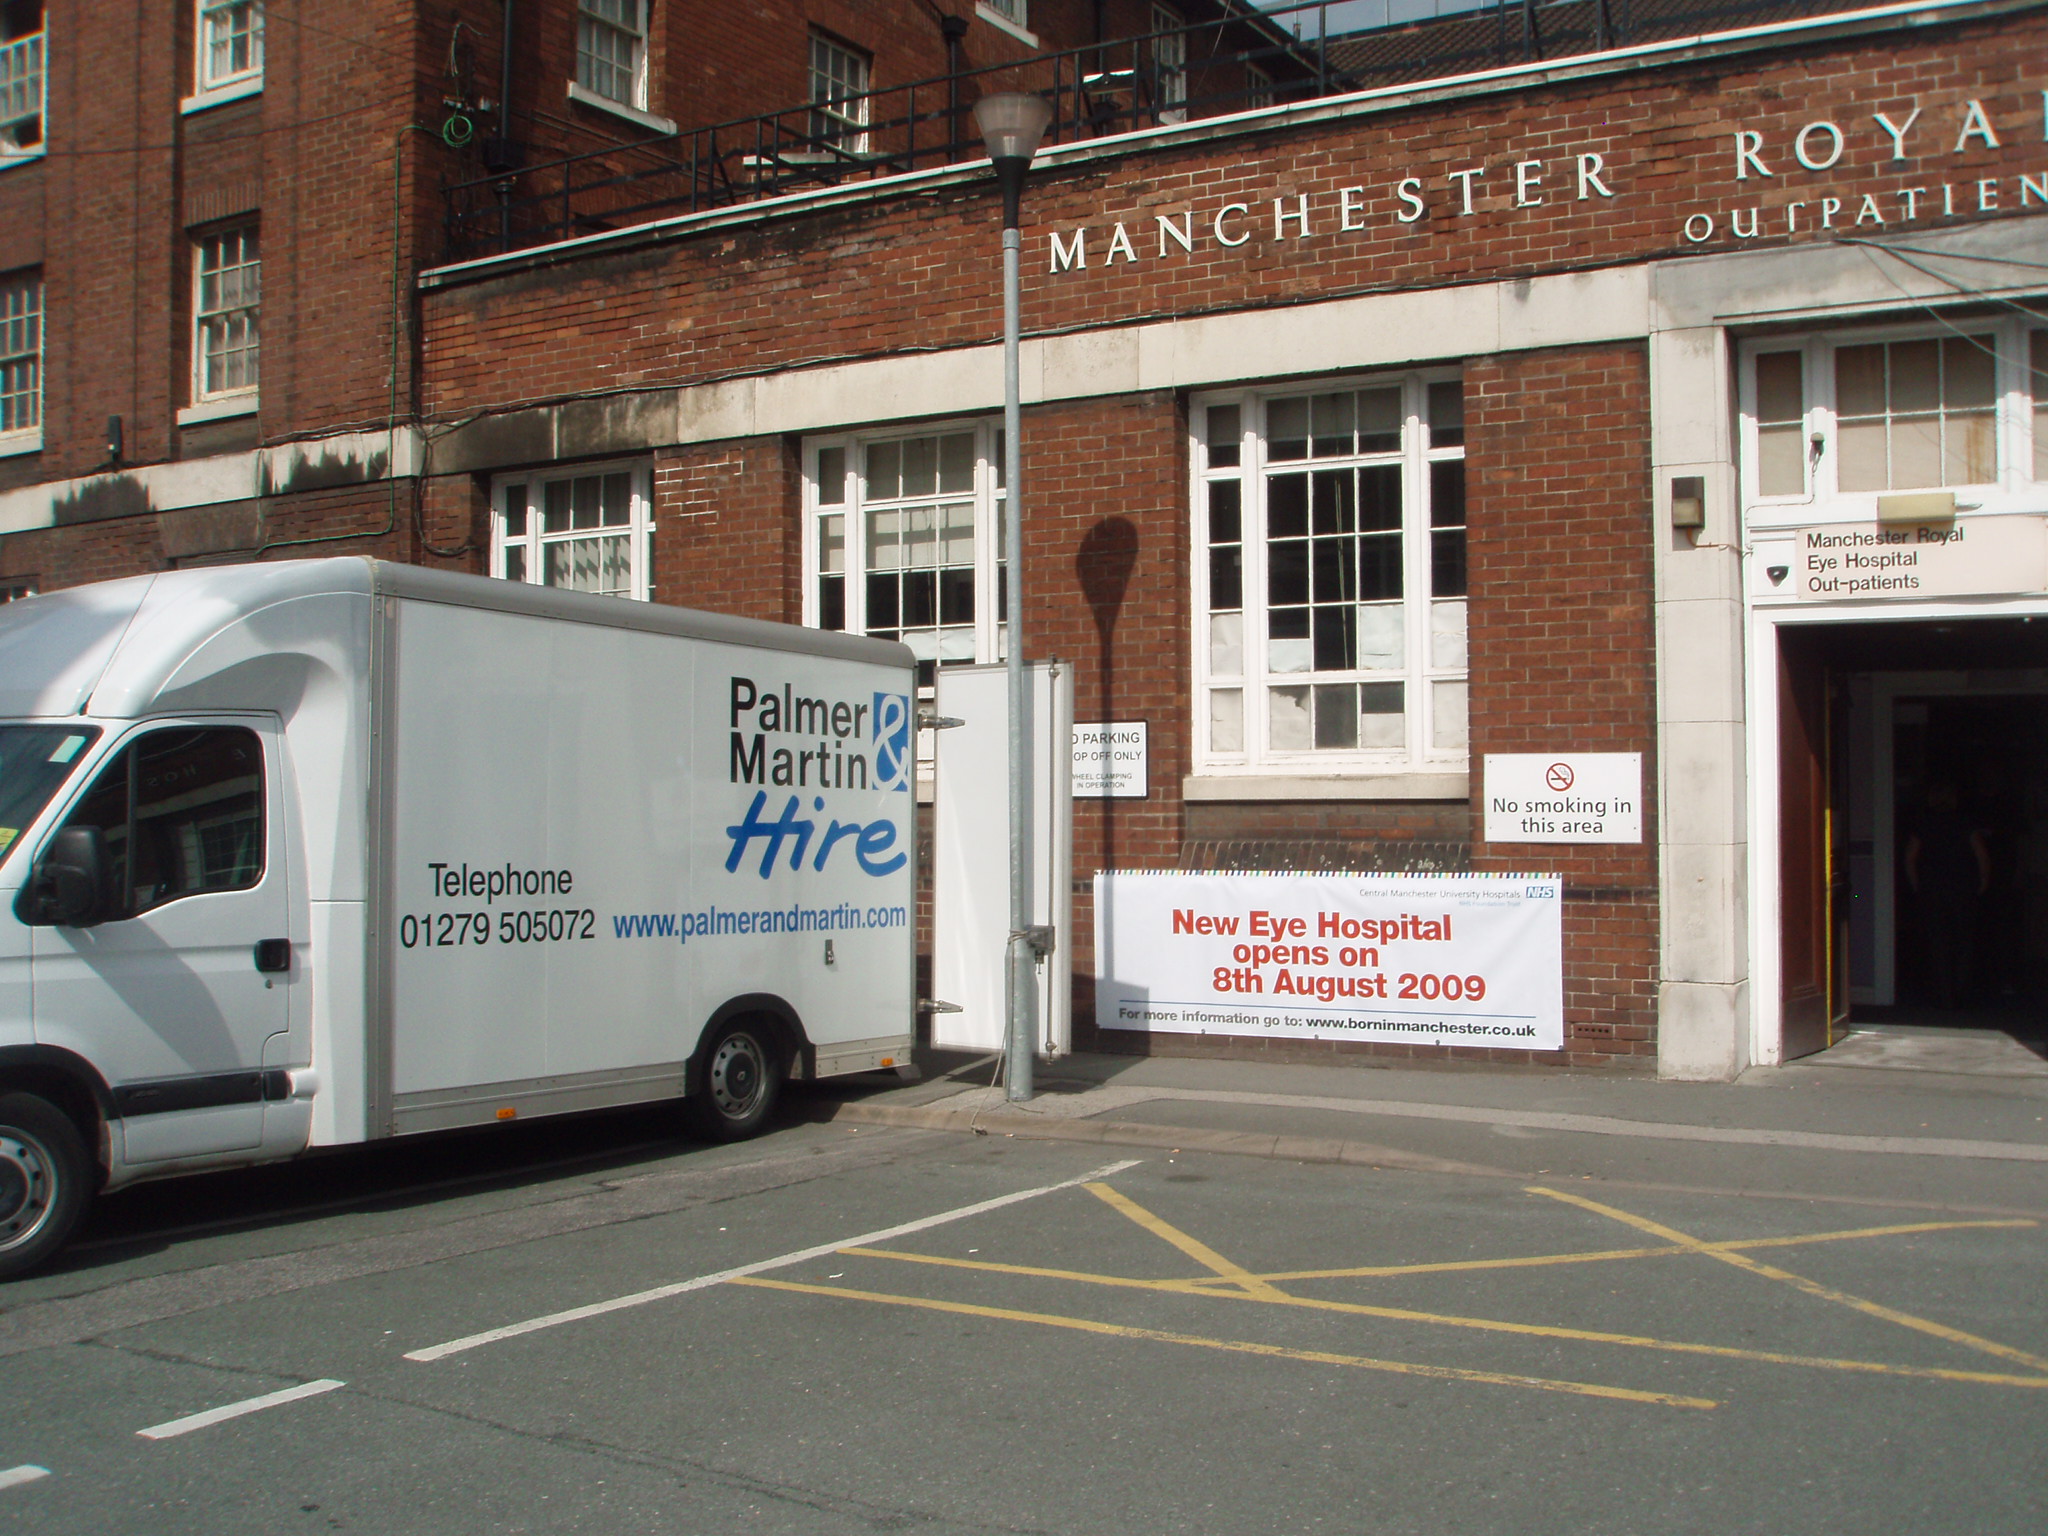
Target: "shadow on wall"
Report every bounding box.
[1076,516,1140,873]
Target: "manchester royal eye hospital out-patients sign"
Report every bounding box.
[1094,872,1563,1050]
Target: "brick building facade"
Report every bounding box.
[5,0,2047,1079]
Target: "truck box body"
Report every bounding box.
[0,558,916,1223]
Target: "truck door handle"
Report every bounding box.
[254,938,292,973]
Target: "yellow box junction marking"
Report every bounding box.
[731,1176,2045,1408]
[730,1276,1718,1410]
[1528,1186,2048,1377]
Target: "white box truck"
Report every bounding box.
[0,558,918,1275]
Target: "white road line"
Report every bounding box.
[136,1379,346,1441]
[0,1466,49,1491]
[407,1156,1146,1362]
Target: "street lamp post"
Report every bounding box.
[971,92,1052,1105]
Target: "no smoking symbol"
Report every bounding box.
[1544,762,1575,792]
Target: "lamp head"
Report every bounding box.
[972,92,1052,163]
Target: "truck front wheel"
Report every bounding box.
[0,1093,91,1279]
[686,1019,784,1142]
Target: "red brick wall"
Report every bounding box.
[422,9,2048,416]
[653,437,802,621]
[1467,342,1658,1065]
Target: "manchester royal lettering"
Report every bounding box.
[1048,86,2043,266]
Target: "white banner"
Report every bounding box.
[1094,871,1563,1049]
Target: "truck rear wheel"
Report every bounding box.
[686,1019,783,1142]
[0,1093,91,1279]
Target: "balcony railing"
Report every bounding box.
[0,30,44,155]
[440,0,1891,264]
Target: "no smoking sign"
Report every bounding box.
[1483,753,1642,844]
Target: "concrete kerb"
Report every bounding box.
[803,1054,2048,1169]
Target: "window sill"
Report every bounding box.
[564,81,676,136]
[975,4,1040,46]
[1183,772,1469,802]
[0,427,42,458]
[177,394,258,426]
[0,145,46,172]
[180,76,263,115]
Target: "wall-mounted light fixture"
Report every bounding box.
[1670,474,1705,534]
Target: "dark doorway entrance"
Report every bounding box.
[1777,617,2048,1062]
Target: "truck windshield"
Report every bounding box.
[0,726,100,871]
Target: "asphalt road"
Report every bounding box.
[1,1086,2044,1535]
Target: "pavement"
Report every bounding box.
[800,1023,2048,1195]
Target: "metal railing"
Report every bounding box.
[440,0,1893,263]
[0,31,44,153]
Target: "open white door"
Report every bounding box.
[931,662,1072,1056]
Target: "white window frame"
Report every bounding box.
[1152,4,1187,123]
[191,225,259,407]
[575,0,648,110]
[1243,62,1273,111]
[187,0,263,112]
[808,34,871,154]
[1739,316,2047,519]
[975,0,1037,46]
[0,269,41,452]
[492,462,656,603]
[1191,372,1469,779]
[0,7,44,161]
[802,420,1007,683]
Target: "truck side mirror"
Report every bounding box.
[17,826,113,928]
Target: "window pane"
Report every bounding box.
[901,436,938,497]
[1889,339,1940,414]
[1209,610,1242,675]
[1429,461,1466,597]
[503,545,526,583]
[543,480,571,533]
[1310,392,1353,457]
[1268,397,1308,461]
[1209,688,1243,752]
[1837,420,1886,494]
[1756,424,1805,497]
[1268,473,1308,538]
[1357,682,1404,748]
[601,473,632,526]
[1208,478,1241,545]
[1207,405,1240,467]
[1948,411,1995,486]
[938,433,974,494]
[816,447,847,504]
[1431,680,1468,752]
[1753,350,1803,430]
[501,484,528,536]
[1835,345,1886,419]
[1944,336,1995,409]
[545,533,630,597]
[1269,685,1312,749]
[1426,380,1464,447]
[1312,683,1357,748]
[1356,602,1402,669]
[819,512,844,574]
[1891,414,1941,491]
[70,727,267,916]
[1355,388,1401,453]
[1430,599,1467,670]
[1209,545,1241,613]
